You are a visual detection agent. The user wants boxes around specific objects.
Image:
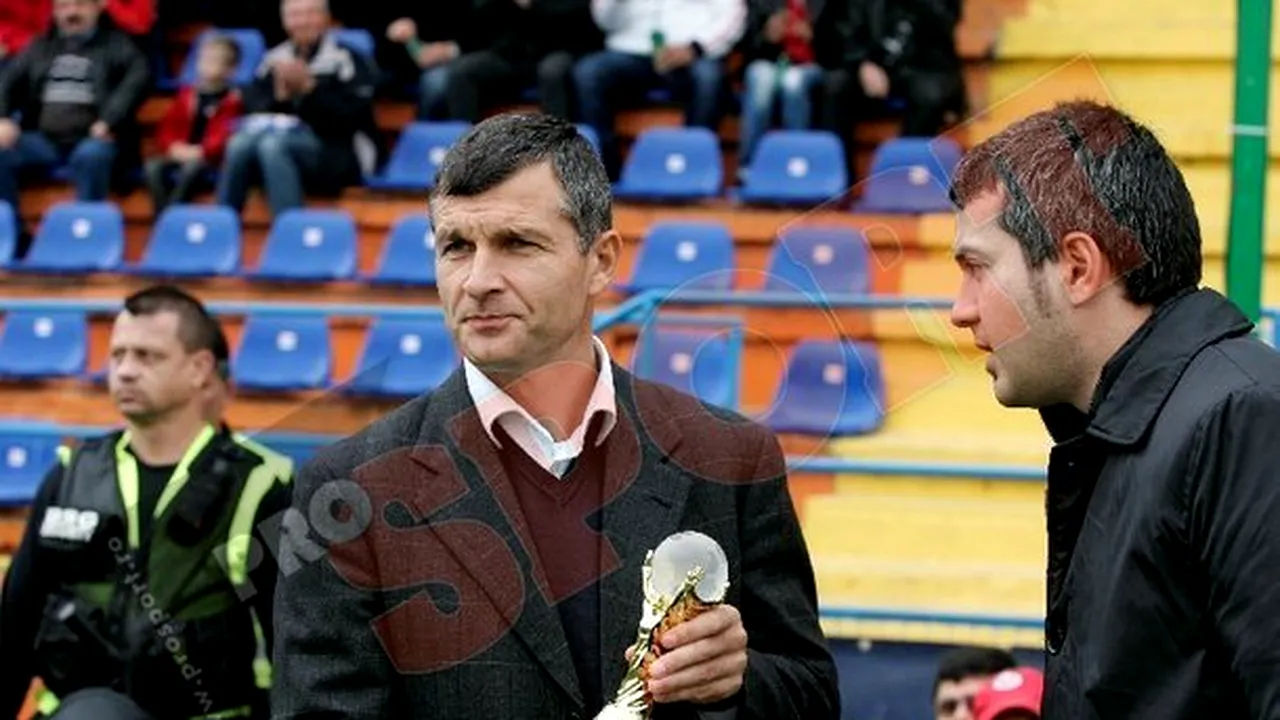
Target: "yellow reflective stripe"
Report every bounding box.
[55,445,71,467]
[251,611,271,689]
[116,424,217,549]
[224,462,279,586]
[232,433,294,485]
[35,687,59,715]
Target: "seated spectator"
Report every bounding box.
[973,667,1044,720]
[736,0,854,174]
[0,0,149,248]
[145,34,243,215]
[1,0,154,62]
[932,646,1018,720]
[374,1,473,112]
[823,0,966,175]
[216,0,378,218]
[574,0,746,177]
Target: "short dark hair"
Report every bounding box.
[932,646,1018,697]
[122,285,229,378]
[949,100,1202,306]
[202,33,242,68]
[430,112,612,253]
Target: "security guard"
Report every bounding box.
[0,286,293,720]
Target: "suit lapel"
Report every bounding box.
[598,374,693,696]
[409,370,585,710]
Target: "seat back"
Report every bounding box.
[0,201,14,268]
[138,205,241,276]
[331,28,375,57]
[632,325,736,409]
[257,209,357,281]
[0,432,59,504]
[0,311,87,378]
[233,314,331,391]
[616,128,723,200]
[179,28,267,87]
[378,121,471,190]
[24,202,124,273]
[763,340,884,436]
[764,225,870,297]
[370,214,437,286]
[741,130,848,205]
[349,316,457,397]
[625,221,735,293]
[855,137,963,213]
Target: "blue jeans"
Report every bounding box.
[215,126,323,217]
[738,59,824,166]
[572,50,726,174]
[0,131,116,213]
[417,63,451,120]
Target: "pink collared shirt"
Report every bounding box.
[463,336,618,478]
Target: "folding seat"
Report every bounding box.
[739,130,848,206]
[613,127,723,202]
[347,316,457,397]
[232,314,331,391]
[134,205,240,277]
[762,340,885,436]
[252,209,357,281]
[332,28,375,57]
[20,202,124,273]
[366,214,436,286]
[619,221,735,293]
[763,225,870,297]
[0,431,60,505]
[631,325,736,409]
[0,311,88,379]
[854,136,963,214]
[366,122,471,191]
[0,201,14,268]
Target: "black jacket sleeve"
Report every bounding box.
[1188,388,1280,719]
[98,31,151,130]
[270,456,398,718]
[0,465,65,719]
[0,43,35,120]
[241,59,278,115]
[732,429,841,719]
[294,46,377,142]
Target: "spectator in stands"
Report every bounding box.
[0,0,150,251]
[932,646,1017,720]
[144,34,243,215]
[950,101,1280,718]
[0,285,292,720]
[216,0,379,218]
[736,0,855,175]
[972,667,1043,720]
[822,0,964,175]
[271,112,840,720]
[574,0,747,177]
[0,1,155,62]
[372,2,473,113]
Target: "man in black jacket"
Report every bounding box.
[949,100,1280,719]
[214,0,378,218]
[0,0,149,240]
[372,0,474,113]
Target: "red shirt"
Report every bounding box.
[154,86,244,164]
[782,0,815,64]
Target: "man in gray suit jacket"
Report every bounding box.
[269,112,841,719]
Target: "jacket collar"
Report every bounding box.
[1041,288,1253,447]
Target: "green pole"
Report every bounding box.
[1226,0,1272,323]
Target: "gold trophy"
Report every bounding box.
[596,531,730,720]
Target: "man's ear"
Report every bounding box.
[588,229,623,296]
[1057,231,1116,305]
[189,349,216,389]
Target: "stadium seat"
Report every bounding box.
[366,214,437,286]
[739,130,848,206]
[232,314,331,391]
[854,136,963,214]
[19,202,124,273]
[0,432,59,505]
[0,311,88,379]
[762,340,884,436]
[367,121,470,191]
[134,205,241,277]
[347,316,457,397]
[576,124,601,155]
[763,225,870,297]
[613,127,723,201]
[332,28,375,57]
[631,325,736,409]
[619,221,735,293]
[177,29,266,88]
[0,201,14,268]
[252,209,357,281]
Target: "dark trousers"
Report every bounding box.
[45,688,154,720]
[420,50,577,122]
[144,157,208,215]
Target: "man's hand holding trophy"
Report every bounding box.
[596,532,747,719]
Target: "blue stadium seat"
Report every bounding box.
[366,214,437,286]
[620,221,735,293]
[233,314,331,391]
[631,325,736,409]
[332,28,375,57]
[20,202,124,273]
[855,136,963,214]
[134,205,241,277]
[0,311,88,379]
[367,121,470,191]
[763,340,884,436]
[613,127,723,201]
[739,130,848,206]
[576,124,601,155]
[0,432,59,505]
[347,316,457,397]
[252,209,357,281]
[763,225,870,297]
[177,29,266,88]
[0,201,14,268]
